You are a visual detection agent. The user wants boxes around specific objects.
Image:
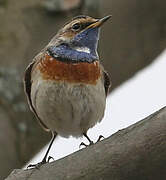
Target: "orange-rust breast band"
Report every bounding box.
[37,53,101,84]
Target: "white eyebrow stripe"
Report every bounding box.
[74,47,90,53]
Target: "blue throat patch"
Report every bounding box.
[47,27,100,63]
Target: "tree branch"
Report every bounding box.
[6,107,166,180]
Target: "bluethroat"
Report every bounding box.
[24,15,111,166]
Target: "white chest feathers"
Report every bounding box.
[31,78,106,137]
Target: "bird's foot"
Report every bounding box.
[96,135,105,142]
[79,140,94,148]
[27,156,54,169]
[79,135,105,148]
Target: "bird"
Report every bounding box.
[24,15,111,167]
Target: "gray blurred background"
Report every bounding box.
[0,0,165,178]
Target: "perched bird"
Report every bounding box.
[24,15,111,166]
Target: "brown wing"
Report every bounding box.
[24,60,50,132]
[103,70,111,96]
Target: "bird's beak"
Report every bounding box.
[88,15,112,29]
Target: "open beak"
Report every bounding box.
[88,15,112,29]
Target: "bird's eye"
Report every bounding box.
[72,23,81,31]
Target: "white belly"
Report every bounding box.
[31,78,106,137]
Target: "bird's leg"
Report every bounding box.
[83,133,94,145]
[40,133,56,163]
[27,133,56,169]
[79,133,94,148]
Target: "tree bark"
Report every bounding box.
[5,107,166,180]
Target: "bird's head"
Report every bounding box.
[47,15,111,63]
